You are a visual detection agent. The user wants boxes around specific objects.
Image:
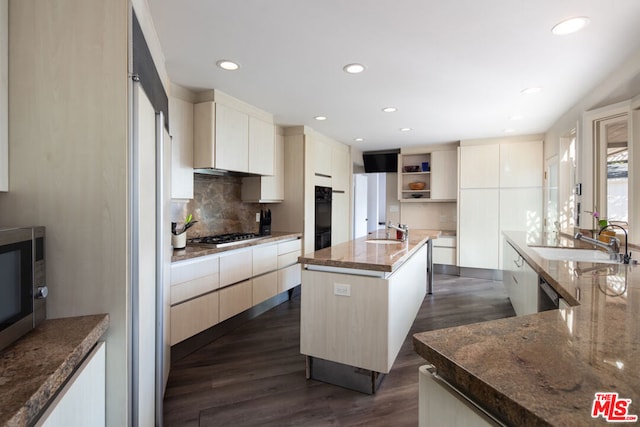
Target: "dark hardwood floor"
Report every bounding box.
[163,274,515,426]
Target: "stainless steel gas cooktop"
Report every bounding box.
[188,232,265,248]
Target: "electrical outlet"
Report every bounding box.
[256,212,260,222]
[334,283,351,297]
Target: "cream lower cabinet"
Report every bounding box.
[419,365,499,427]
[36,342,106,427]
[502,240,538,316]
[433,235,456,265]
[171,291,220,345]
[219,279,253,322]
[170,238,301,345]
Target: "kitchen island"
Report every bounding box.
[298,229,439,393]
[413,231,640,426]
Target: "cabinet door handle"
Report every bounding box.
[512,274,518,285]
[514,256,524,269]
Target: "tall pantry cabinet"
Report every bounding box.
[270,126,351,255]
[458,137,543,271]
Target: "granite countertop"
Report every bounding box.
[413,231,640,426]
[171,231,302,262]
[298,229,440,272]
[0,314,109,426]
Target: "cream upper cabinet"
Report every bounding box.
[193,101,216,169]
[193,90,275,175]
[242,129,284,202]
[249,116,275,176]
[430,149,457,200]
[215,103,249,173]
[398,148,458,202]
[459,144,499,189]
[313,138,333,177]
[169,89,194,199]
[331,146,350,191]
[499,140,542,188]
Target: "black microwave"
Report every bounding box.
[0,226,47,351]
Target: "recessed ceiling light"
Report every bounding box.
[354,137,365,142]
[216,60,240,71]
[314,116,327,121]
[520,87,542,95]
[552,17,590,35]
[382,107,398,113]
[504,128,516,134]
[343,63,366,74]
[509,115,524,121]
[399,127,412,132]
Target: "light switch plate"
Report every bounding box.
[334,283,351,297]
[256,212,260,222]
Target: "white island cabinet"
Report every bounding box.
[299,229,438,394]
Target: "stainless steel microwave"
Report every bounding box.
[0,226,47,351]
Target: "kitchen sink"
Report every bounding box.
[529,247,619,264]
[366,239,404,245]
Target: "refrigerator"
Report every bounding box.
[131,11,172,426]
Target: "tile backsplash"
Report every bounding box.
[171,174,262,238]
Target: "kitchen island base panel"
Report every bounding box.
[306,356,385,395]
[300,244,427,374]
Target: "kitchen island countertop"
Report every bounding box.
[298,229,440,273]
[413,231,640,426]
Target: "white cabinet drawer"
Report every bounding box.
[433,236,456,248]
[219,279,253,322]
[171,254,219,285]
[433,247,456,265]
[278,239,301,255]
[278,263,301,293]
[220,249,253,286]
[171,273,219,305]
[252,271,278,305]
[253,244,278,276]
[278,250,301,269]
[170,291,219,345]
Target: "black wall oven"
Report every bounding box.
[315,186,332,250]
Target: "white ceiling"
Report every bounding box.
[148,0,640,151]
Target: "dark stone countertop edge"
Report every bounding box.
[1,314,109,426]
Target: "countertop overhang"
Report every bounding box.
[298,229,440,273]
[0,314,109,426]
[413,231,640,426]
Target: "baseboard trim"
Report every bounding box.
[459,267,503,281]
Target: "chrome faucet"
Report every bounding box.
[574,232,622,262]
[387,221,409,242]
[599,224,632,264]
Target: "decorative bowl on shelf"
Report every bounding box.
[408,182,426,190]
[403,165,420,173]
